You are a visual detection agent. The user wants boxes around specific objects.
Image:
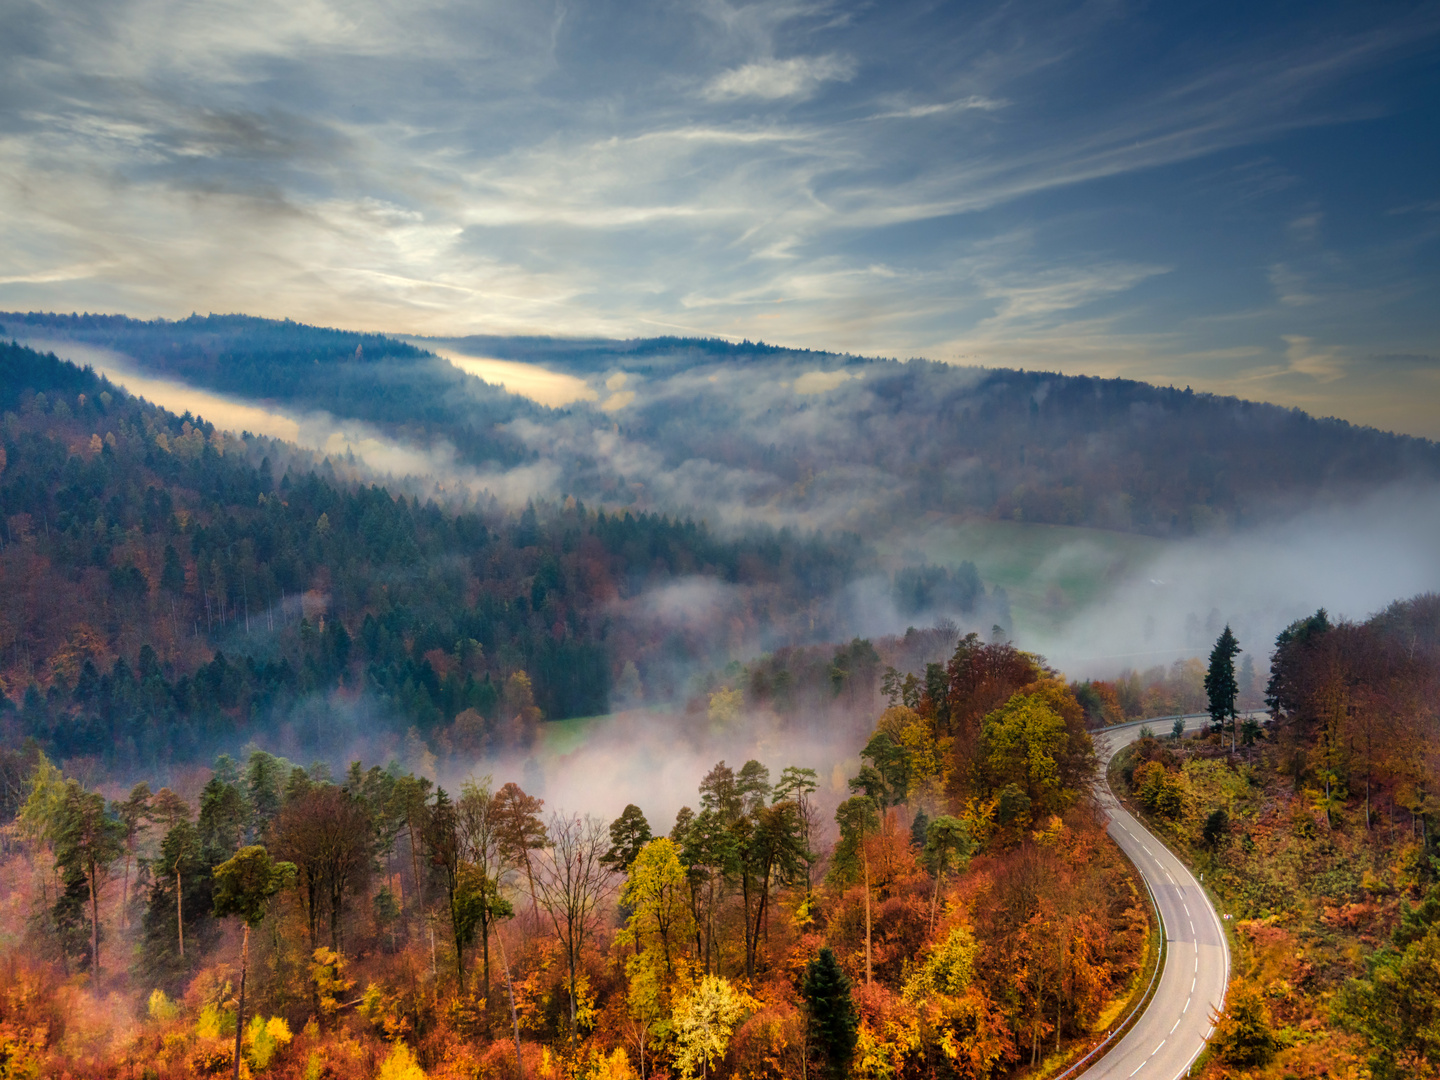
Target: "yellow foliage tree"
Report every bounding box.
[671,975,753,1079]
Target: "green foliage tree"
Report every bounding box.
[980,692,1071,816]
[114,781,151,928]
[921,815,975,930]
[1210,982,1277,1068]
[53,781,125,977]
[833,794,880,986]
[1205,624,1242,752]
[212,846,296,1080]
[801,947,858,1079]
[603,804,653,873]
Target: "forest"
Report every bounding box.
[8,312,1440,540]
[0,331,1437,1080]
[0,340,876,772]
[1,623,1155,1080]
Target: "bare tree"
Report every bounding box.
[532,811,617,1057]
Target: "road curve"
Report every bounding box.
[1077,715,1231,1080]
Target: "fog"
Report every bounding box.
[16,327,1440,824]
[1029,482,1440,679]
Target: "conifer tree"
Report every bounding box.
[802,948,858,1079]
[1205,625,1242,753]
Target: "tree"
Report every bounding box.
[114,782,151,928]
[197,770,249,866]
[457,776,515,996]
[389,773,433,916]
[773,766,819,894]
[53,781,125,977]
[620,838,693,972]
[1206,625,1242,753]
[145,818,204,970]
[802,948,858,1080]
[672,974,750,1080]
[533,811,617,1056]
[422,788,471,991]
[212,846,296,1080]
[921,815,975,931]
[737,798,807,980]
[1210,981,1276,1068]
[1336,889,1440,1078]
[492,781,546,923]
[604,804,653,873]
[271,783,370,959]
[833,795,880,986]
[979,691,1073,816]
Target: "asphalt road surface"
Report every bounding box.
[1078,715,1231,1080]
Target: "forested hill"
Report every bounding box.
[8,312,1440,538]
[0,341,866,773]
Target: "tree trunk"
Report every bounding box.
[454,902,466,993]
[176,863,185,959]
[233,923,249,1080]
[121,852,132,929]
[497,929,523,1080]
[863,845,872,988]
[89,862,100,979]
[482,916,491,999]
[408,820,424,915]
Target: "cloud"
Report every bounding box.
[1,0,1437,438]
[1282,334,1347,381]
[703,54,856,101]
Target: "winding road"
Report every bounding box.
[1075,715,1231,1080]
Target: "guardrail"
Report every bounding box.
[1047,828,1167,1080]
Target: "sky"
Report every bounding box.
[2,0,1439,436]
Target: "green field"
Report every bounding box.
[879,516,1170,638]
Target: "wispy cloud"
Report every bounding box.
[704,54,856,101]
[0,0,1436,434]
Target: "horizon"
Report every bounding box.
[2,1,1438,437]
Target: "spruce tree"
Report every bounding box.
[1205,624,1242,753]
[802,947,858,1078]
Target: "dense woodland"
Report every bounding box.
[0,341,876,773]
[9,313,1440,539]
[0,625,1156,1080]
[1,327,1437,1080]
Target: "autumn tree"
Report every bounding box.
[492,781,546,923]
[271,781,371,958]
[621,838,694,971]
[533,810,617,1055]
[672,974,750,1080]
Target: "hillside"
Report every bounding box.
[0,341,869,774]
[8,313,1439,543]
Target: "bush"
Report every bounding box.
[1202,808,1229,848]
[1211,982,1276,1067]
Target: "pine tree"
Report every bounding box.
[802,948,858,1079]
[1205,625,1242,754]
